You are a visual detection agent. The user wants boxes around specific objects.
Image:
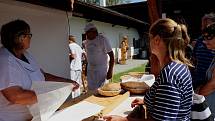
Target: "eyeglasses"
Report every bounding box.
[22,33,32,38]
[17,32,32,38]
[202,23,215,40]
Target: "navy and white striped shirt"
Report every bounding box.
[192,38,215,89]
[144,61,193,121]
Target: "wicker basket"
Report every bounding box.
[120,82,150,94]
[97,88,121,97]
[121,86,149,94]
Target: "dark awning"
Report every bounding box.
[16,0,149,30]
[73,1,149,29]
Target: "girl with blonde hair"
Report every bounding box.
[103,18,193,121]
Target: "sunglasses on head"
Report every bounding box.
[202,33,214,40]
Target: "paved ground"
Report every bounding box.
[113,59,149,74]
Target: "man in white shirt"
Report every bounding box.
[69,35,86,97]
[83,23,114,90]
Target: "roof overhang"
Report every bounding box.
[106,1,150,24]
[16,0,149,30]
[160,0,215,15]
[73,1,149,29]
[16,0,72,11]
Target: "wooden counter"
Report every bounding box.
[84,91,130,116]
[59,91,130,118]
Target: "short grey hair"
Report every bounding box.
[202,13,215,22]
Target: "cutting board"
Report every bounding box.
[59,90,130,116]
[84,91,130,116]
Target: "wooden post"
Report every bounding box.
[147,0,160,24]
[147,0,161,78]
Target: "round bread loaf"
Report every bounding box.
[100,83,121,91]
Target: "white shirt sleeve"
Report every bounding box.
[69,43,75,54]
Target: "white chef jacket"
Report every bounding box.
[69,43,84,98]
[69,42,84,71]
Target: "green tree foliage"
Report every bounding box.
[79,0,97,4]
[106,0,131,6]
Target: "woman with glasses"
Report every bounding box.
[103,18,193,121]
[0,19,79,121]
[192,13,215,90]
[198,23,215,117]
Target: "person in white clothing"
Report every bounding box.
[84,23,114,90]
[0,19,79,121]
[69,35,86,97]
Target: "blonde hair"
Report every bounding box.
[69,35,76,42]
[149,18,193,67]
[180,24,190,46]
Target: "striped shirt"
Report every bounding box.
[192,37,215,89]
[144,61,193,121]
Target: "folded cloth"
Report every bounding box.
[191,93,214,121]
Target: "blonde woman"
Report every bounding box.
[103,18,193,121]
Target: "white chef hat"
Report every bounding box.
[84,23,97,32]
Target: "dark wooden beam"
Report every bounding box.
[147,0,160,24]
[147,0,161,77]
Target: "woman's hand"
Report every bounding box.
[131,98,144,108]
[103,115,128,121]
[71,81,79,91]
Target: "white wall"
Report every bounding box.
[0,1,70,78]
[69,16,140,60]
[0,0,140,79]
